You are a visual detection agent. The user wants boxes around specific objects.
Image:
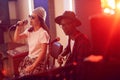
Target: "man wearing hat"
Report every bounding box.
[55,11,104,80]
[55,11,91,66]
[54,11,92,79]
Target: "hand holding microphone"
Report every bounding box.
[13,20,28,27]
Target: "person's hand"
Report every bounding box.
[84,55,103,62]
[25,65,35,73]
[16,20,28,27]
[57,54,64,65]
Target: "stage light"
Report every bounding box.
[101,0,115,9]
[103,8,115,14]
[101,0,120,14]
[116,2,120,10]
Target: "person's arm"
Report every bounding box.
[61,46,70,56]
[13,21,27,42]
[57,40,71,65]
[57,47,70,65]
[59,37,71,57]
[33,43,47,67]
[25,43,47,72]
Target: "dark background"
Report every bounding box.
[0,0,10,44]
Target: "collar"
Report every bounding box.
[70,32,82,40]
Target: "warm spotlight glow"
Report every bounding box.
[107,0,115,9]
[101,0,120,14]
[103,8,115,14]
[101,0,115,9]
[116,2,120,10]
[110,10,115,14]
[104,8,111,13]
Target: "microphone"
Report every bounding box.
[49,37,60,45]
[12,20,28,27]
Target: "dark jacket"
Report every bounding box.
[65,32,91,66]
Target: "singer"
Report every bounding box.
[13,7,50,77]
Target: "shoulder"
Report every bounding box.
[76,33,88,40]
[76,33,90,45]
[38,28,48,35]
[38,28,50,40]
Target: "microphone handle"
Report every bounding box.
[13,20,28,27]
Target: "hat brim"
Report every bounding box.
[55,16,81,26]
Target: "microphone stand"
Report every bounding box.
[45,38,63,70]
[45,42,52,70]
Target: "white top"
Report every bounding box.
[70,39,75,53]
[23,27,50,58]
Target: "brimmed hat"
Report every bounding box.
[55,11,81,26]
[32,7,46,21]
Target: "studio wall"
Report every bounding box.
[0,0,10,44]
[75,0,102,42]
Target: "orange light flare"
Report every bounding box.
[103,8,115,14]
[104,13,120,53]
[101,0,115,14]
[101,0,115,9]
[116,2,120,12]
[101,0,120,47]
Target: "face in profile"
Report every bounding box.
[61,19,74,35]
[29,13,40,27]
